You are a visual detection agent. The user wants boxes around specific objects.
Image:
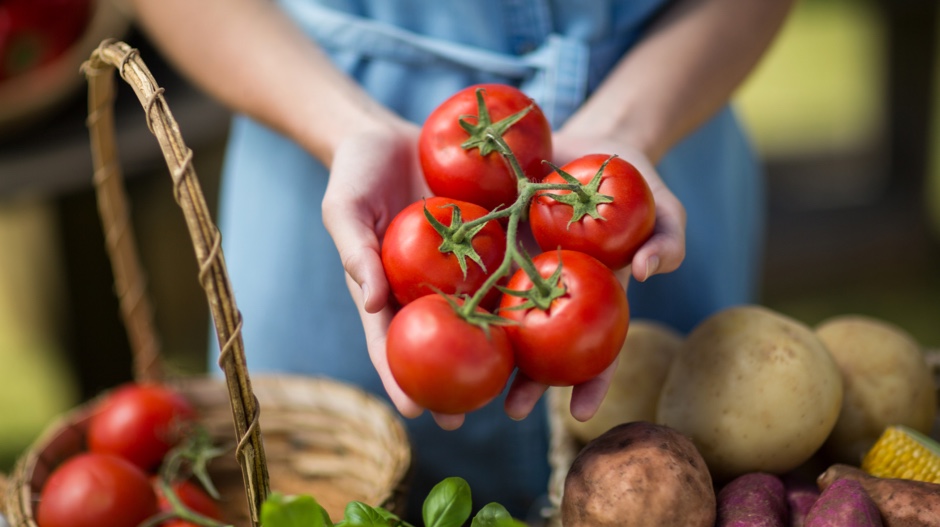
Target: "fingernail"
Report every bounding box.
[643,256,660,282]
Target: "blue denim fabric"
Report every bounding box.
[212,0,764,521]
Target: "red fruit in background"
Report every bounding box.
[87,382,197,472]
[0,0,93,81]
[37,452,159,527]
[153,477,224,526]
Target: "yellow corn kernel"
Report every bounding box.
[861,425,940,484]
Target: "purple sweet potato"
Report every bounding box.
[804,478,883,526]
[717,472,788,527]
[786,483,820,527]
[817,464,940,527]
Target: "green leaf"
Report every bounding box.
[470,503,528,527]
[423,477,472,527]
[337,502,399,526]
[423,202,488,279]
[261,493,334,527]
[458,88,533,158]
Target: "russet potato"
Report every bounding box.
[816,314,937,464]
[656,305,843,481]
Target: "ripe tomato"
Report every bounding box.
[387,294,515,414]
[529,154,655,270]
[498,250,629,386]
[37,452,159,527]
[0,0,93,81]
[419,83,553,212]
[87,383,197,472]
[153,478,224,526]
[381,196,506,307]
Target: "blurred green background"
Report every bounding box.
[0,0,938,473]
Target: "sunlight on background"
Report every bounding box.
[0,201,78,467]
[736,0,884,158]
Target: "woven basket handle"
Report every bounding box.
[81,39,270,526]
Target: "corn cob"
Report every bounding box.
[861,425,940,484]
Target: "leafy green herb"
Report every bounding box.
[259,477,525,527]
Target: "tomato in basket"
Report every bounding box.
[37,452,159,527]
[87,382,197,472]
[154,477,224,526]
[0,0,93,81]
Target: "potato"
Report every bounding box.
[815,315,937,464]
[817,464,940,527]
[561,421,715,527]
[716,472,788,527]
[656,305,844,481]
[804,478,883,527]
[558,320,683,443]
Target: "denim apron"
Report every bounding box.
[213,0,765,520]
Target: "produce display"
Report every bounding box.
[20,78,940,527]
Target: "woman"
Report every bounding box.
[130,0,793,520]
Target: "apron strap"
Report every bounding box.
[278,0,589,127]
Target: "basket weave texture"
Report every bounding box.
[2,39,411,527]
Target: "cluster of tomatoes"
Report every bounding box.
[36,383,224,527]
[0,0,92,82]
[382,84,656,415]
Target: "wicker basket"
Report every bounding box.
[540,349,940,527]
[1,39,412,527]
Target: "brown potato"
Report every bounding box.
[561,421,715,527]
[656,305,843,481]
[815,315,937,464]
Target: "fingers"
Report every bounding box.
[323,196,390,314]
[633,178,686,282]
[504,372,549,420]
[344,274,423,419]
[431,412,465,430]
[568,356,618,422]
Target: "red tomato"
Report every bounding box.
[37,452,159,527]
[153,478,224,526]
[419,83,553,212]
[387,294,515,414]
[0,0,92,81]
[498,250,629,386]
[87,383,197,472]
[529,154,655,270]
[381,196,507,307]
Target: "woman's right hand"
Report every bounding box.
[321,119,469,430]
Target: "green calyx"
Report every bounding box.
[424,202,490,279]
[445,293,513,337]
[458,87,533,158]
[498,254,567,312]
[541,155,616,228]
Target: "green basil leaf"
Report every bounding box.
[338,502,396,526]
[470,503,527,527]
[261,493,334,527]
[423,477,472,527]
